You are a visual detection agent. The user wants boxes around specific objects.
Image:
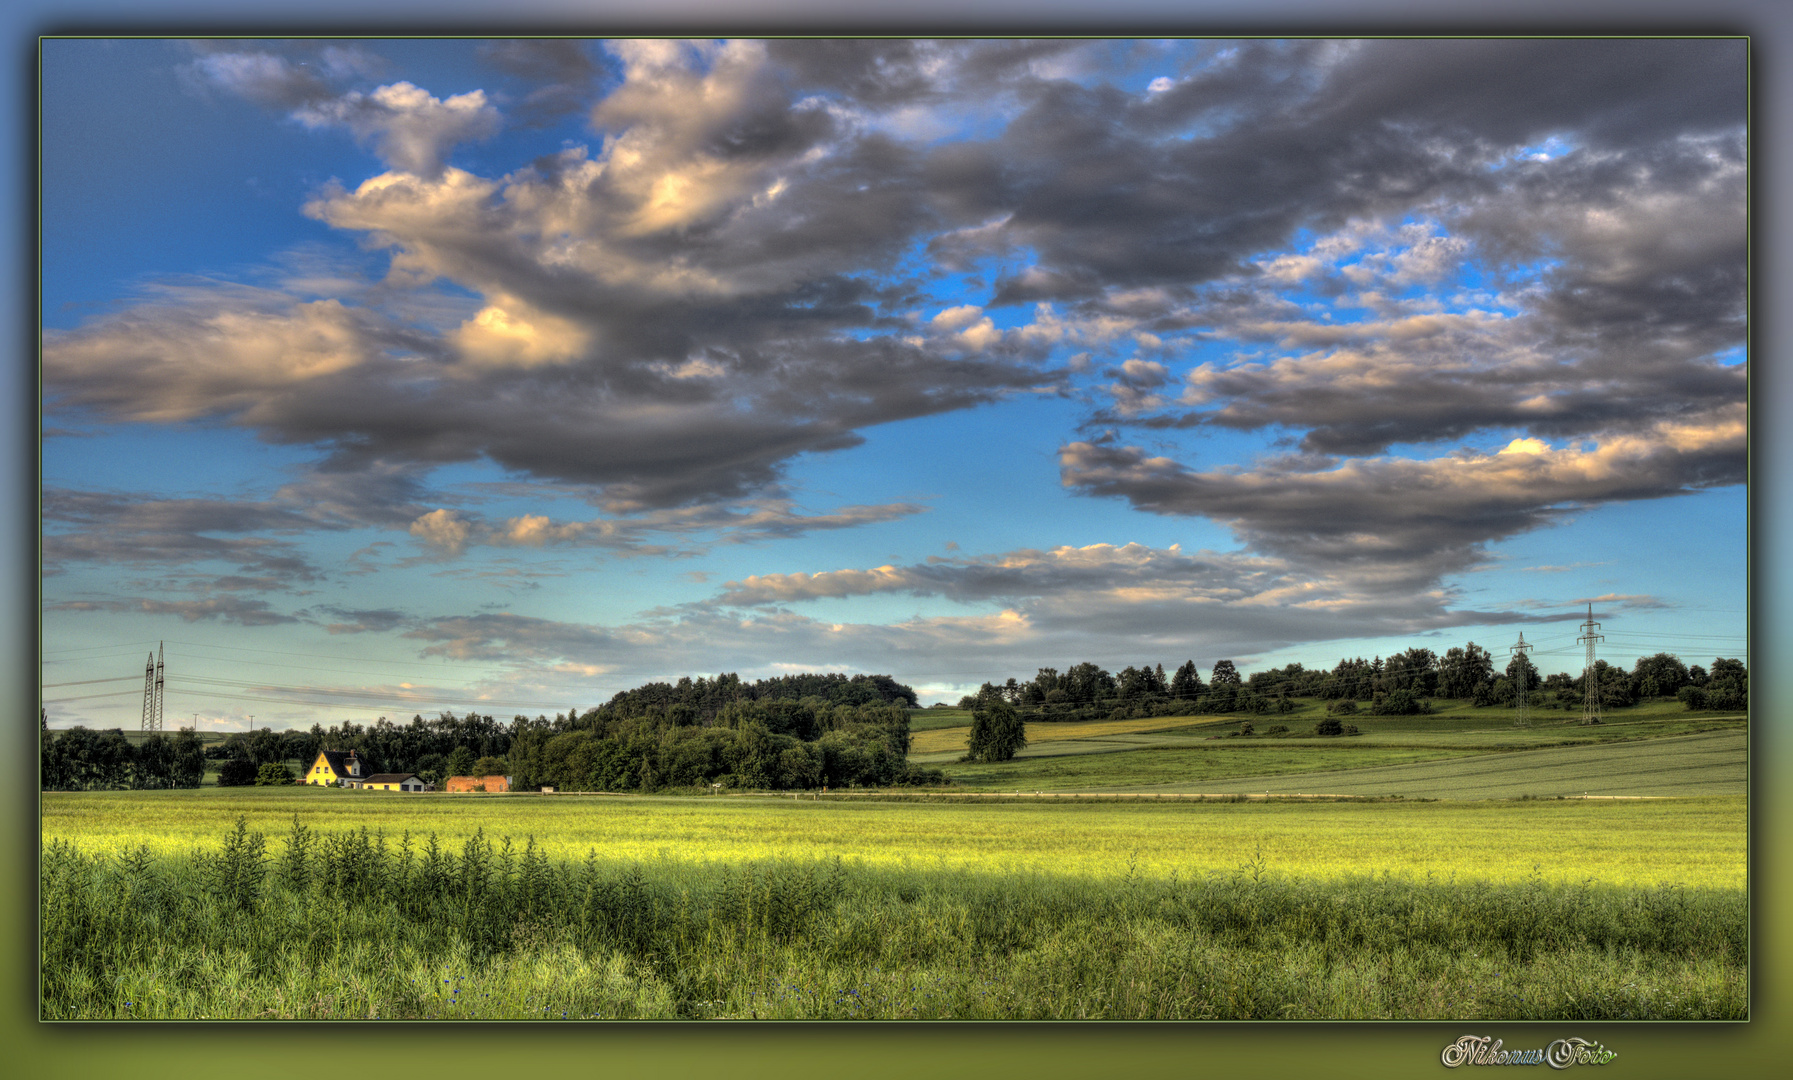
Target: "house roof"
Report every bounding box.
[360,773,419,785]
[315,749,362,776]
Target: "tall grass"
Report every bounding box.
[42,817,1746,1021]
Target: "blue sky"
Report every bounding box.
[40,38,1747,728]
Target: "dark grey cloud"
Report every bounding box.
[975,39,1744,307]
[314,606,411,634]
[1060,404,1744,585]
[42,489,328,584]
[179,42,389,109]
[50,38,1745,532]
[47,596,301,627]
[40,462,438,590]
[477,40,606,125]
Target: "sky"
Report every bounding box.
[39,37,1748,729]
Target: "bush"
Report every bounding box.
[1314,717,1343,737]
[1372,688,1431,716]
[254,762,294,786]
[1239,721,1254,736]
[1266,725,1288,735]
[1325,699,1358,716]
[216,758,258,787]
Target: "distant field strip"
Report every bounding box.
[937,744,1480,791]
[909,714,1210,756]
[1163,730,1747,799]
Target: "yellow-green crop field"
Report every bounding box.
[909,714,1213,754]
[39,787,1745,889]
[40,788,1747,1020]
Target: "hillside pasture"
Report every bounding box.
[1178,729,1746,800]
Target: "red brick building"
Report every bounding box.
[444,774,510,793]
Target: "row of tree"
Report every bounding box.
[40,728,206,791]
[960,650,1749,722]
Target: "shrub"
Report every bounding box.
[1239,721,1254,736]
[1266,725,1288,735]
[1314,717,1343,737]
[254,762,294,786]
[1372,688,1431,716]
[216,758,258,787]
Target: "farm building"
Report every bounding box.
[305,749,365,786]
[445,774,511,793]
[353,772,426,792]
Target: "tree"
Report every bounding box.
[1504,651,1539,696]
[1382,648,1439,695]
[415,752,448,785]
[964,701,1027,763]
[217,758,258,787]
[1169,660,1204,704]
[170,729,206,788]
[133,734,174,790]
[255,761,294,786]
[472,755,507,776]
[1705,657,1748,709]
[446,745,478,777]
[1630,653,1690,699]
[1439,643,1495,699]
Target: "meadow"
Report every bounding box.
[40,701,1749,1022]
[40,799,1746,1021]
[914,702,1747,797]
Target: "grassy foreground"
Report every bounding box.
[42,816,1745,1021]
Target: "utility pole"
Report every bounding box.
[1578,604,1604,726]
[139,642,164,733]
[1509,632,1534,729]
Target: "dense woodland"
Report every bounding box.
[41,652,1746,792]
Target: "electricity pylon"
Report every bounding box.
[1577,605,1603,726]
[139,641,164,734]
[1509,632,1534,728]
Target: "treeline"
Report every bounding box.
[40,728,206,790]
[591,671,916,726]
[508,696,944,793]
[960,649,1749,722]
[201,671,936,793]
[202,711,520,788]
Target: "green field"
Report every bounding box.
[915,704,1746,796]
[39,791,1746,1020]
[41,787,1745,889]
[40,700,1749,1021]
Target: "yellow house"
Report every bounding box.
[305,749,364,786]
